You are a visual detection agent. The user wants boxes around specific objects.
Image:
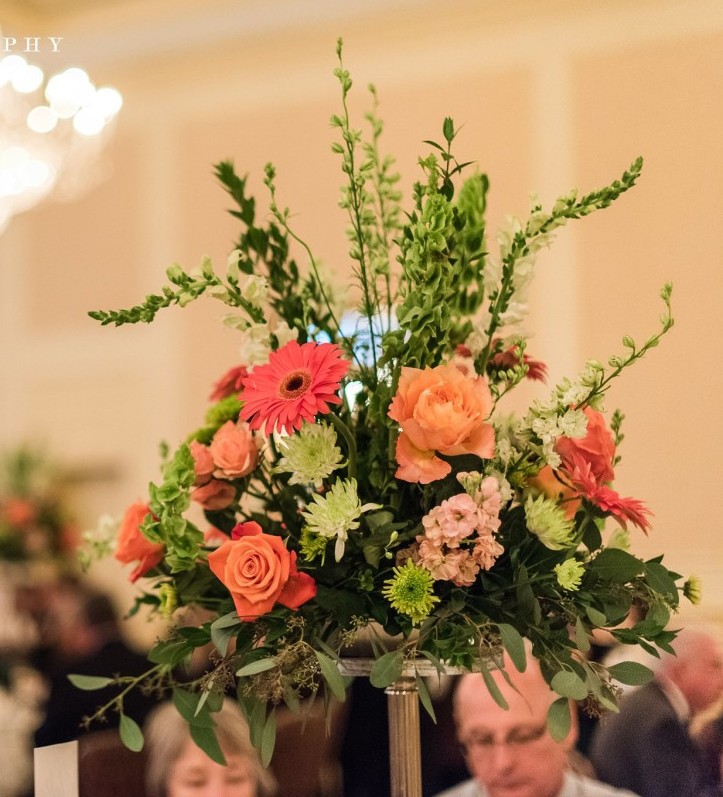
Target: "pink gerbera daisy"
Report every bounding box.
[240,340,350,434]
[566,456,652,534]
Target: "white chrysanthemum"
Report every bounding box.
[524,493,575,550]
[301,478,381,561]
[275,422,344,488]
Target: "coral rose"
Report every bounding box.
[209,420,258,479]
[555,406,615,485]
[189,440,215,486]
[192,479,236,511]
[114,501,164,582]
[207,521,316,620]
[388,364,495,484]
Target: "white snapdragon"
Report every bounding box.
[273,320,298,348]
[235,322,273,365]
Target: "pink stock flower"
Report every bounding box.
[388,364,495,484]
[422,493,480,547]
[209,365,249,402]
[240,341,349,434]
[209,420,258,479]
[473,534,505,570]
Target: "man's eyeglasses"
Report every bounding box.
[459,724,548,757]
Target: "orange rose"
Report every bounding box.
[192,478,235,510]
[555,406,615,485]
[209,420,258,479]
[388,364,495,484]
[114,501,164,582]
[207,522,316,620]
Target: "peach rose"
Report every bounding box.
[555,406,615,485]
[114,501,164,582]
[192,479,236,510]
[388,364,495,484]
[189,440,215,486]
[207,521,316,620]
[209,420,258,479]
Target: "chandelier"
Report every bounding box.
[0,53,122,234]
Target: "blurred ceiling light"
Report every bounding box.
[0,51,122,234]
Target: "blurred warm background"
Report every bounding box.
[0,0,721,792]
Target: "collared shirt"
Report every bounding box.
[434,771,642,797]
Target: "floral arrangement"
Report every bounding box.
[80,42,696,764]
[0,446,77,565]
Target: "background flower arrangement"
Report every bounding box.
[0,446,78,566]
[80,41,694,765]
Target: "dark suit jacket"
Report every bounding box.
[589,680,705,797]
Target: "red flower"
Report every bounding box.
[240,341,349,434]
[115,501,164,581]
[210,365,249,402]
[566,456,652,534]
[207,521,316,620]
[489,344,548,382]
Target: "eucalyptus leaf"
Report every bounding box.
[550,670,588,700]
[260,709,277,768]
[607,661,654,686]
[314,650,347,702]
[370,650,404,689]
[480,663,509,710]
[498,623,527,672]
[211,624,237,658]
[119,713,144,752]
[67,674,114,691]
[586,606,608,626]
[575,617,591,653]
[416,674,437,723]
[547,697,571,742]
[190,722,226,766]
[210,611,242,630]
[236,658,277,678]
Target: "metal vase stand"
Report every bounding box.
[338,658,459,797]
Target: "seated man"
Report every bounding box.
[590,627,723,797]
[436,656,639,797]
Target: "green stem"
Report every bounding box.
[329,412,357,479]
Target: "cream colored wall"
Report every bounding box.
[1,0,721,641]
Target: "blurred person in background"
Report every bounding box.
[436,658,640,797]
[590,627,723,797]
[34,581,154,747]
[144,699,276,797]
